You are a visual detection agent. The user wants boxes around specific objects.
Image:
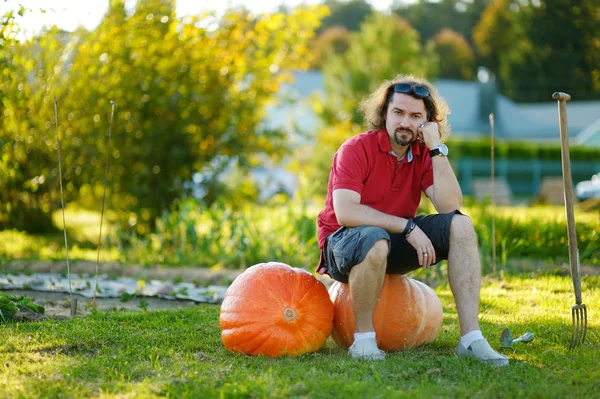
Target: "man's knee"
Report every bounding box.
[364,239,389,265]
[450,214,477,241]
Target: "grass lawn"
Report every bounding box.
[1,274,598,398]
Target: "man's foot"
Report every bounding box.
[348,338,386,360]
[455,338,509,366]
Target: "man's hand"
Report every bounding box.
[418,122,441,150]
[406,225,436,268]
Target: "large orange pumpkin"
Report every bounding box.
[220,262,334,357]
[329,274,443,351]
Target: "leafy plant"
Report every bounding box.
[0,292,44,323]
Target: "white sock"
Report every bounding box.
[354,331,376,343]
[460,330,484,349]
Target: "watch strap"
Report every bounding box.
[429,148,441,157]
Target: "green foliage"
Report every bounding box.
[316,13,438,127]
[137,299,148,310]
[0,26,65,232]
[0,1,26,49]
[309,26,351,70]
[393,0,492,44]
[473,0,600,101]
[469,204,600,270]
[428,29,475,80]
[319,0,374,33]
[0,2,328,232]
[0,277,599,397]
[3,193,599,269]
[0,291,45,323]
[112,178,321,269]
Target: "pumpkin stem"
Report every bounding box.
[283,307,297,321]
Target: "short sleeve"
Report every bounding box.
[331,141,368,194]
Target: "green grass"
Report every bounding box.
[1,274,598,398]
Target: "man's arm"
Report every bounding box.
[419,122,462,213]
[333,189,409,234]
[426,156,462,213]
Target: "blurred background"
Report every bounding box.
[1,0,599,274]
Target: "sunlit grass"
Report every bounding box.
[0,275,598,398]
[50,206,119,244]
[0,229,120,263]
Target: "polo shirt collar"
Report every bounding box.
[378,128,421,163]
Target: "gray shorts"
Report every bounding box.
[323,210,462,283]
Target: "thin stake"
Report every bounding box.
[53,97,76,315]
[489,113,496,274]
[93,100,117,304]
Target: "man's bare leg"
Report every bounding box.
[348,239,388,332]
[346,239,388,360]
[448,214,508,366]
[447,214,480,335]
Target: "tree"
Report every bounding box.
[0,2,328,231]
[473,0,599,102]
[392,0,492,44]
[0,26,69,231]
[319,0,374,33]
[1,1,26,50]
[309,26,351,70]
[472,0,529,80]
[428,28,475,80]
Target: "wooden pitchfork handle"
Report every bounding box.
[552,92,582,305]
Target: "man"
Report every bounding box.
[316,75,508,366]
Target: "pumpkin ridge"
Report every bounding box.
[280,266,313,309]
[251,324,284,356]
[280,266,301,308]
[409,281,427,347]
[230,319,283,355]
[222,292,282,308]
[254,267,290,308]
[291,325,311,353]
[219,315,270,330]
[288,277,316,309]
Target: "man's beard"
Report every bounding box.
[394,128,414,146]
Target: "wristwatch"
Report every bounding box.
[429,144,449,157]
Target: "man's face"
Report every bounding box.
[385,93,428,147]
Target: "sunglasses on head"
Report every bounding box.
[392,83,430,98]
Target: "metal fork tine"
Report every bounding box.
[571,307,579,349]
[583,306,588,342]
[570,305,587,348]
[580,306,587,344]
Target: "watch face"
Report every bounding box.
[439,144,449,156]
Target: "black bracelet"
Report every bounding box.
[405,222,416,238]
[402,219,415,237]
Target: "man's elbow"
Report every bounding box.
[450,196,463,210]
[334,208,356,227]
[436,198,462,213]
[335,212,351,227]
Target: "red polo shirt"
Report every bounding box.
[316,129,434,273]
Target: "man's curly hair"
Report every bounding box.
[358,74,451,141]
